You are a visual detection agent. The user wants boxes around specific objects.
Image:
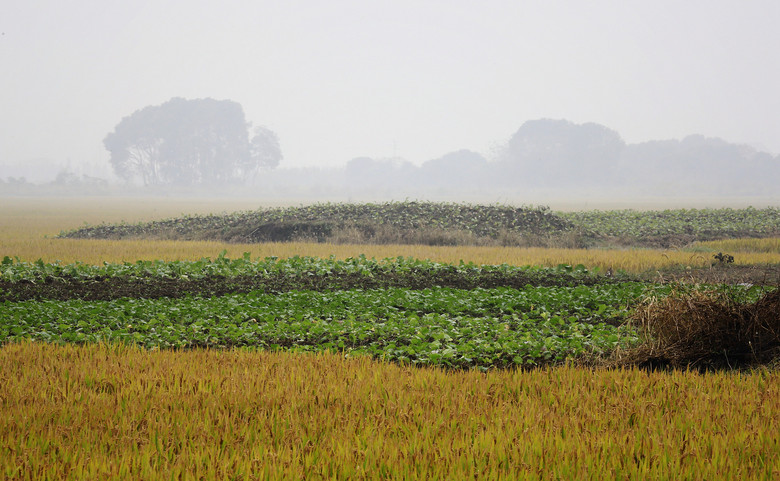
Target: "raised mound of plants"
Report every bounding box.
[57,202,780,248]
[57,201,579,246]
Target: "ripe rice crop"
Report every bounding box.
[697,237,780,254]
[3,239,780,273]
[1,341,778,480]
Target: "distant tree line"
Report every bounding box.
[0,172,111,195]
[338,119,780,197]
[13,108,773,196]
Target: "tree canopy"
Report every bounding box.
[498,119,625,186]
[104,98,281,186]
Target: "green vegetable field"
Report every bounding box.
[1,253,772,369]
[3,201,780,371]
[1,284,647,368]
[0,254,647,368]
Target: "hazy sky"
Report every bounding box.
[2,0,779,173]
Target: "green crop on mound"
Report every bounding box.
[57,201,575,244]
[57,202,780,248]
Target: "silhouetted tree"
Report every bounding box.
[498,119,625,186]
[104,97,281,186]
[419,149,487,187]
[617,135,780,194]
[249,126,282,170]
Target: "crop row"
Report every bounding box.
[0,252,603,282]
[1,254,634,302]
[561,206,780,240]
[0,284,652,368]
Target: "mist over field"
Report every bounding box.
[2,117,779,208]
[2,1,779,207]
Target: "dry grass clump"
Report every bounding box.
[622,287,780,369]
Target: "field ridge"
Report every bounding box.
[0,255,631,302]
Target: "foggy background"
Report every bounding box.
[2,1,779,203]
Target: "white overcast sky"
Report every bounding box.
[2,0,779,171]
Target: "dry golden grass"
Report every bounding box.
[0,196,279,264]
[0,196,276,238]
[698,237,780,254]
[6,238,780,272]
[2,341,779,480]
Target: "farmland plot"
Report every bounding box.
[2,198,780,480]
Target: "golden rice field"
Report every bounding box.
[2,196,780,271]
[699,237,780,254]
[2,341,779,480]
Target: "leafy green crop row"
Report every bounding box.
[0,253,637,303]
[561,206,780,240]
[1,252,371,282]
[1,284,654,369]
[1,252,595,282]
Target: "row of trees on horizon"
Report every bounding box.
[342,121,780,196]
[3,97,778,196]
